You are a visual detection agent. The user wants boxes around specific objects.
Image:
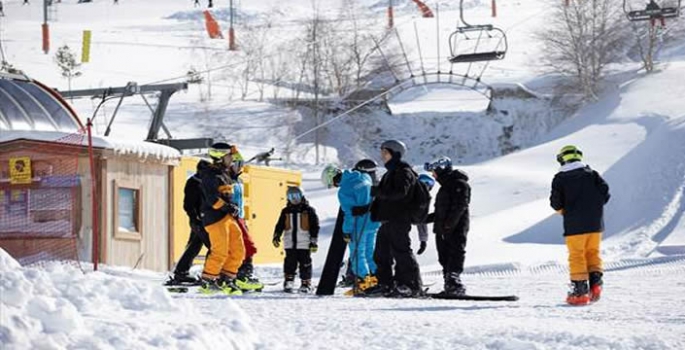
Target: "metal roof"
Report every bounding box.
[0,73,82,132]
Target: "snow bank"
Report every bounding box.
[0,249,257,350]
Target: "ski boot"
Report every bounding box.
[344,275,378,296]
[589,271,603,302]
[236,264,264,292]
[283,275,296,293]
[439,272,466,297]
[566,280,590,306]
[386,284,416,298]
[164,271,200,286]
[217,275,243,296]
[199,277,225,295]
[299,280,312,294]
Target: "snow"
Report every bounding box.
[2,0,685,349]
[0,249,257,349]
[0,130,182,163]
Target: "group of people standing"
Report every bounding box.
[321,139,472,298]
[167,142,263,295]
[169,139,610,304]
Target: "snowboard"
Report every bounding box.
[425,293,519,302]
[316,208,347,296]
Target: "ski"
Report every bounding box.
[425,293,519,301]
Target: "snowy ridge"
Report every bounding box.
[0,249,256,350]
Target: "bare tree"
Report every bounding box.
[537,0,628,99]
[54,45,82,96]
[630,21,661,72]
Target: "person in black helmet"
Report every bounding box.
[322,160,382,296]
[368,140,423,297]
[424,156,471,296]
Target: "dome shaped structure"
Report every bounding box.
[0,73,83,132]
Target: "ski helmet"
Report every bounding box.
[354,159,378,174]
[286,186,304,205]
[208,142,237,161]
[424,156,452,175]
[321,164,342,188]
[556,145,583,165]
[418,173,436,190]
[380,140,407,159]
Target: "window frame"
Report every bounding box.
[112,179,142,241]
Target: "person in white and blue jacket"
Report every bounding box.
[322,160,381,295]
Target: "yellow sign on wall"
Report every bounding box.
[9,157,32,185]
[82,30,92,63]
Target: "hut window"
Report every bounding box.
[113,180,142,241]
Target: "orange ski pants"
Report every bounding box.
[565,232,603,281]
[202,215,245,279]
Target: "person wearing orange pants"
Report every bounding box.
[550,145,610,305]
[198,142,245,295]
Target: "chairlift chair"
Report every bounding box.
[448,0,508,64]
[623,0,682,22]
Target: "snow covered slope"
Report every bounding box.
[0,249,257,349]
[3,1,685,349]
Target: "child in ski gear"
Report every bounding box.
[165,159,212,286]
[414,173,436,256]
[198,142,245,295]
[424,157,470,296]
[550,145,610,305]
[322,161,382,295]
[229,152,264,292]
[273,186,320,293]
[369,140,423,297]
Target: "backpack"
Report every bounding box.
[409,170,431,224]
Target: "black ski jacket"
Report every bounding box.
[183,160,210,229]
[273,200,320,249]
[199,162,237,226]
[371,159,416,222]
[428,169,470,237]
[550,164,610,236]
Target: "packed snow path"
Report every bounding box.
[180,258,685,350]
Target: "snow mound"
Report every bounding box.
[0,249,257,350]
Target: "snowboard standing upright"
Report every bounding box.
[316,208,347,295]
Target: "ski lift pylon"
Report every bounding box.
[448,0,508,64]
[623,0,682,22]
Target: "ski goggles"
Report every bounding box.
[287,192,303,203]
[208,145,239,159]
[424,157,451,172]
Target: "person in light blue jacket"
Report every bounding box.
[323,159,382,295]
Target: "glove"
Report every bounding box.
[342,232,352,243]
[272,235,280,248]
[417,241,427,255]
[351,204,370,217]
[309,242,318,253]
[224,202,240,217]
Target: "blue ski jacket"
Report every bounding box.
[338,170,380,236]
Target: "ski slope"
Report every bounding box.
[3,0,685,349]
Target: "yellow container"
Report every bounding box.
[242,165,301,264]
[170,158,301,267]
